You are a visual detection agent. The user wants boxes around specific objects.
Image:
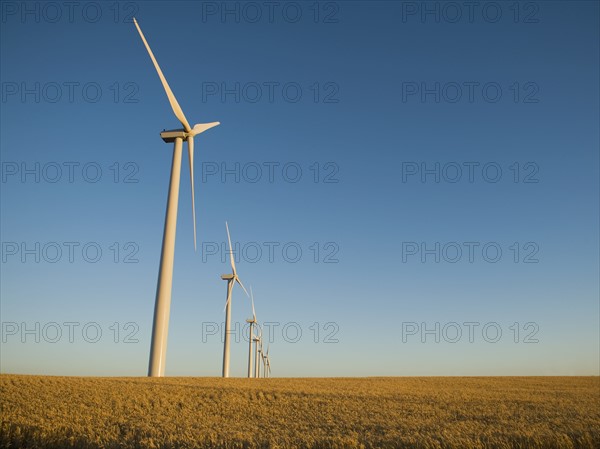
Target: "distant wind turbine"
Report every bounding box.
[261,346,268,378]
[264,346,271,378]
[253,334,261,379]
[221,222,249,378]
[257,339,263,378]
[246,287,258,378]
[133,18,220,377]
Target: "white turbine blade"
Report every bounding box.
[236,276,250,298]
[133,18,191,132]
[250,286,256,321]
[188,137,197,251]
[222,293,229,313]
[225,222,237,275]
[223,283,233,313]
[190,122,220,136]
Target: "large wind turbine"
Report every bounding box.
[133,18,220,377]
[221,222,249,377]
[246,287,257,378]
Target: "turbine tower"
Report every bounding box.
[257,339,263,378]
[221,222,249,378]
[246,287,257,378]
[264,346,271,378]
[253,335,261,378]
[133,18,220,377]
[261,347,268,378]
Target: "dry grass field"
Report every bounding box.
[1,375,598,448]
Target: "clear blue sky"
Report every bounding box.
[1,1,598,377]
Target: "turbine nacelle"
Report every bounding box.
[160,129,187,143]
[160,122,220,143]
[221,274,235,281]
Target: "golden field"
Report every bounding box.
[1,375,598,448]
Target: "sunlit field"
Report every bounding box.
[1,375,598,448]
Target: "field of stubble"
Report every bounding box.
[1,375,598,448]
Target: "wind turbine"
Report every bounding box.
[221,222,249,377]
[264,346,271,378]
[256,339,263,378]
[253,334,261,379]
[246,287,258,378]
[261,346,267,378]
[133,18,220,377]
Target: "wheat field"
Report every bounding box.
[1,375,598,448]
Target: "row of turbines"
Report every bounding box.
[132,19,271,378]
[223,223,271,379]
[247,288,271,379]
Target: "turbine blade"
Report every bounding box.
[188,137,197,251]
[225,222,237,276]
[255,322,263,338]
[223,281,233,313]
[191,122,221,136]
[236,276,249,297]
[250,286,256,321]
[133,18,191,132]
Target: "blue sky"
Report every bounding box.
[1,1,598,377]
